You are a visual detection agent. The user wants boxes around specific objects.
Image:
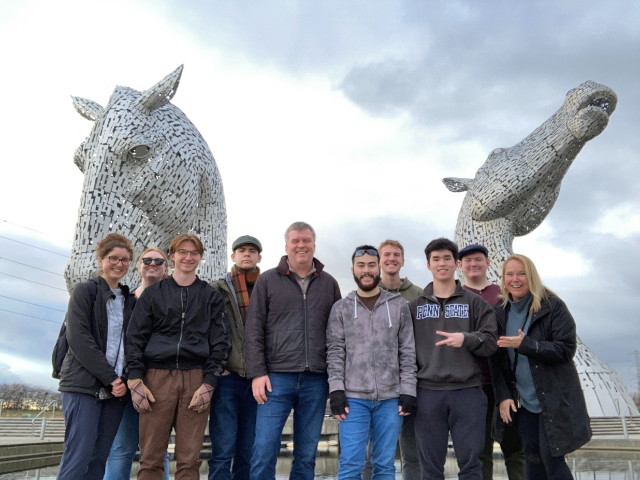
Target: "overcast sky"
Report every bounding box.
[0,0,638,393]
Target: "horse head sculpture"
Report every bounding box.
[443,80,617,282]
[65,65,227,292]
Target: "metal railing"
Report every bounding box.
[31,400,57,439]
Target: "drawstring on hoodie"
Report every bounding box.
[354,295,392,328]
[386,301,392,328]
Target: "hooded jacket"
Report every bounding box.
[327,289,416,400]
[379,277,423,302]
[408,281,497,390]
[490,294,591,456]
[125,276,229,388]
[59,277,135,396]
[244,256,341,378]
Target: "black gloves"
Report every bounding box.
[398,394,417,416]
[330,390,349,416]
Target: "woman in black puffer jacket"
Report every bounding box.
[57,233,136,480]
[490,254,591,480]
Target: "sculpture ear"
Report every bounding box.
[442,177,473,192]
[72,96,104,121]
[133,65,184,113]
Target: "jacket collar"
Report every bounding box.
[498,295,553,328]
[345,288,401,305]
[422,279,464,300]
[167,275,201,288]
[93,276,130,297]
[276,255,324,276]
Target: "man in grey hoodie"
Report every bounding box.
[327,245,417,479]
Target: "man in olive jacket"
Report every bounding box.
[208,235,263,480]
[245,222,341,480]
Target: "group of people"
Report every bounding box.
[54,220,591,480]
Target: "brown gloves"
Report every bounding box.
[188,383,215,413]
[127,379,156,413]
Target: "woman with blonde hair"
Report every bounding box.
[104,247,170,480]
[57,233,136,480]
[490,254,590,480]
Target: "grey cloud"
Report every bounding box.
[0,363,21,384]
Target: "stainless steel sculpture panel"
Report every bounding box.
[444,81,616,282]
[65,66,227,291]
[443,81,638,417]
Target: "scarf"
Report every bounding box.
[230,264,260,324]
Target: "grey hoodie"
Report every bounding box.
[326,289,417,400]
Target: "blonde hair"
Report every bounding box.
[378,240,404,258]
[500,254,556,315]
[137,248,170,279]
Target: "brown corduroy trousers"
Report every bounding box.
[138,369,209,480]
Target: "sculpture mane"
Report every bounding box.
[444,80,617,282]
[64,66,227,291]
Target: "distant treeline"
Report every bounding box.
[0,383,61,410]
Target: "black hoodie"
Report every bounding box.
[408,280,497,390]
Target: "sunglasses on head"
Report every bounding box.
[354,248,379,257]
[141,257,166,266]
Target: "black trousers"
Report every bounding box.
[480,384,525,480]
[517,408,573,480]
[415,387,486,480]
[57,392,125,480]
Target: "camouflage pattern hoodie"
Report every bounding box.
[326,289,416,400]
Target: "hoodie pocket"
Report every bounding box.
[345,350,374,393]
[376,348,400,389]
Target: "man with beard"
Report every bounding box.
[326,245,417,479]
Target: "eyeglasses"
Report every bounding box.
[141,257,166,266]
[108,256,131,266]
[177,249,202,258]
[354,248,378,257]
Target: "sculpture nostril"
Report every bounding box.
[588,96,610,113]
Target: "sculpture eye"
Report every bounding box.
[129,145,151,160]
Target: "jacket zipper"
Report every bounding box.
[176,288,187,369]
[369,307,378,398]
[287,273,315,370]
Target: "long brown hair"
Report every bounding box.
[500,254,557,315]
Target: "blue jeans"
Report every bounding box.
[103,400,170,480]
[338,398,402,480]
[208,373,257,480]
[57,392,125,480]
[250,372,329,480]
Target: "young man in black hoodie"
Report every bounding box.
[126,233,229,480]
[409,238,497,480]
